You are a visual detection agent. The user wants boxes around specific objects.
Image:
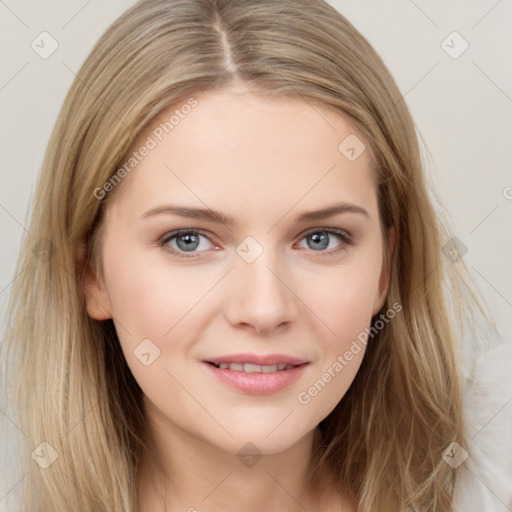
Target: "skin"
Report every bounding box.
[84,84,394,511]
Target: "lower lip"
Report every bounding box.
[202,362,309,394]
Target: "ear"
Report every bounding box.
[78,239,113,321]
[372,226,395,316]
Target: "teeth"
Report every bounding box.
[212,362,296,372]
[244,363,264,373]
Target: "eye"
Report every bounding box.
[158,227,353,260]
[296,228,353,255]
[159,229,215,258]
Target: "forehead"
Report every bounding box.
[107,87,377,224]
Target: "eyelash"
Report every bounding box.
[158,228,354,260]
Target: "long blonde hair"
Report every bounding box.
[1,0,499,510]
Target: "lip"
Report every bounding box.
[204,353,308,366]
[202,360,309,395]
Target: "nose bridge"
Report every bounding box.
[224,237,298,332]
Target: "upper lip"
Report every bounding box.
[204,353,309,366]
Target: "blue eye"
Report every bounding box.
[159,228,353,259]
[297,229,353,255]
[159,229,214,258]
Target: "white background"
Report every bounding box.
[1,1,511,509]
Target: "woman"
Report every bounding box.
[1,0,506,510]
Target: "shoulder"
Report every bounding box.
[453,340,512,511]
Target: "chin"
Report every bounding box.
[204,424,315,457]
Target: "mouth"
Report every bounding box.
[206,361,305,373]
[202,358,310,394]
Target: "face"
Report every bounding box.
[84,86,392,456]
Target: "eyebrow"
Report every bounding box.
[140,201,369,226]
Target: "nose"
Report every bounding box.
[223,248,299,334]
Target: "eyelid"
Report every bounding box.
[160,228,215,245]
[298,226,353,243]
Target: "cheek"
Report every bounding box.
[102,253,203,396]
[291,253,381,411]
[295,254,382,344]
[102,248,222,395]
[104,249,212,339]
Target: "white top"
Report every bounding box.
[453,340,512,511]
